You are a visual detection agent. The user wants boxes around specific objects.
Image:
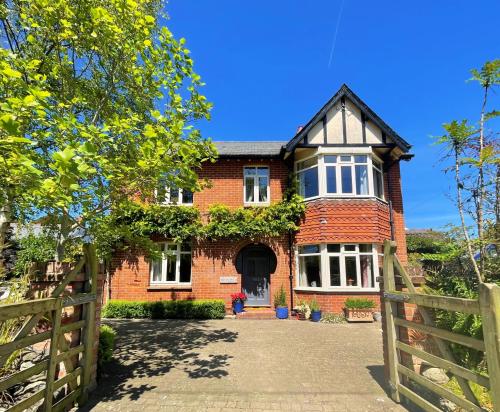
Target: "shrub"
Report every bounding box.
[273,285,286,307]
[344,298,376,309]
[98,325,117,366]
[320,313,346,324]
[309,298,320,312]
[102,299,226,319]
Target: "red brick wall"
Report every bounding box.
[295,199,391,245]
[108,156,409,313]
[109,236,292,312]
[294,291,380,314]
[385,161,408,263]
[194,158,289,212]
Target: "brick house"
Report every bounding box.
[108,84,412,314]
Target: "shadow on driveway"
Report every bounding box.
[80,319,238,409]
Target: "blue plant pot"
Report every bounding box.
[310,310,321,322]
[276,306,289,319]
[233,301,244,314]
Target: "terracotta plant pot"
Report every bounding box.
[344,308,374,323]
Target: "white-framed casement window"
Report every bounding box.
[156,186,193,205]
[150,242,192,284]
[297,158,319,198]
[295,153,384,200]
[372,159,384,199]
[297,243,380,291]
[244,166,270,205]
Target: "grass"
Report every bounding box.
[444,377,492,411]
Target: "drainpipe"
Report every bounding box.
[288,230,294,310]
[384,159,396,241]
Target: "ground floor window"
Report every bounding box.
[150,242,192,284]
[297,243,380,290]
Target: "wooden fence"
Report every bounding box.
[0,244,98,411]
[382,240,500,412]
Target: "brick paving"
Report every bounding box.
[78,319,406,411]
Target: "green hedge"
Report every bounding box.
[102,299,226,320]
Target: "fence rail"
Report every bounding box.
[0,244,98,411]
[382,240,500,412]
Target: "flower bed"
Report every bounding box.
[102,299,226,319]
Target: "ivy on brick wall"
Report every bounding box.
[94,194,305,257]
[203,194,305,240]
[92,202,203,258]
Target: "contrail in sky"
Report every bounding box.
[328,0,346,69]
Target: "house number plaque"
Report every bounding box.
[220,276,237,284]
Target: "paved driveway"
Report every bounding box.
[80,319,405,411]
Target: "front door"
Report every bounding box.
[242,249,270,306]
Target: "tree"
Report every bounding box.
[0,0,216,265]
[436,60,499,283]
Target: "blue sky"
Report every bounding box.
[165,0,499,230]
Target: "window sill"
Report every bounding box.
[147,284,192,291]
[243,202,270,207]
[294,287,379,293]
[302,195,387,204]
[157,203,193,207]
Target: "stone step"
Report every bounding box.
[235,308,277,320]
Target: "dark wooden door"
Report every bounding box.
[242,249,270,306]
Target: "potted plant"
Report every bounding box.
[343,298,376,322]
[231,292,247,314]
[309,299,321,322]
[274,285,288,319]
[294,300,311,320]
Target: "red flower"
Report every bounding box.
[231,292,247,303]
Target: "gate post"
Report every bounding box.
[479,283,500,410]
[382,240,401,402]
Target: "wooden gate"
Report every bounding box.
[0,244,98,411]
[382,240,500,412]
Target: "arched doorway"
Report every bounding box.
[236,244,277,306]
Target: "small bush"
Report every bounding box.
[102,299,226,320]
[98,325,117,366]
[273,285,287,307]
[344,298,376,309]
[309,298,320,312]
[320,313,347,324]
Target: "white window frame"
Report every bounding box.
[295,243,380,292]
[294,151,385,201]
[155,187,193,206]
[243,166,270,206]
[297,157,319,199]
[372,158,385,200]
[150,242,192,285]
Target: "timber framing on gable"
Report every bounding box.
[285,84,411,153]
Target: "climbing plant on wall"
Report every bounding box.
[94,194,306,257]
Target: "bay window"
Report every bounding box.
[296,153,383,200]
[297,243,380,290]
[372,160,384,199]
[298,245,322,287]
[244,167,269,204]
[297,158,319,198]
[150,243,192,284]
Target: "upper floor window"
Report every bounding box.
[297,158,319,198]
[296,153,384,200]
[297,243,380,291]
[156,179,193,205]
[244,167,269,204]
[150,242,192,284]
